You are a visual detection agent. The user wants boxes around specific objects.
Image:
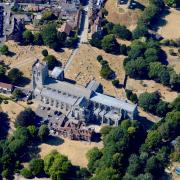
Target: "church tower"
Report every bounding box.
[32,59,49,90]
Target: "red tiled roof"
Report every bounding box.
[0,82,13,89]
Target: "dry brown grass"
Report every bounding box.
[126,78,178,102]
[161,46,180,73]
[0,41,72,87]
[157,8,180,39]
[0,100,25,134]
[39,137,103,167]
[105,0,141,30]
[65,44,127,99]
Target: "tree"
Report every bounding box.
[15,108,36,127]
[133,22,148,39]
[33,32,43,45]
[100,64,114,80]
[90,32,102,48]
[43,55,60,70]
[112,25,132,40]
[7,68,23,84]
[101,35,120,54]
[42,49,48,57]
[12,88,24,100]
[0,45,9,55]
[57,32,67,46]
[0,65,6,80]
[100,125,113,137]
[65,34,79,48]
[156,100,170,117]
[125,57,148,79]
[27,125,38,139]
[87,147,102,173]
[138,92,160,113]
[165,0,178,7]
[120,44,127,55]
[76,168,91,179]
[20,168,33,178]
[29,158,44,176]
[127,41,145,59]
[41,23,58,49]
[172,95,180,111]
[1,169,10,179]
[38,124,49,142]
[97,55,103,62]
[44,151,72,179]
[91,168,120,180]
[112,79,119,87]
[126,154,141,176]
[23,30,34,44]
[103,22,114,34]
[0,112,9,139]
[141,130,162,152]
[41,10,57,21]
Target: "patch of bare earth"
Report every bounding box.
[161,46,180,73]
[105,0,142,30]
[157,8,180,39]
[0,41,72,87]
[65,44,127,99]
[39,137,103,167]
[126,78,178,102]
[0,99,39,135]
[0,100,25,134]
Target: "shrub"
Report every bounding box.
[43,55,60,70]
[38,124,49,142]
[100,64,114,80]
[97,55,103,62]
[0,45,9,55]
[100,60,108,66]
[20,168,33,178]
[169,49,176,56]
[112,79,119,87]
[29,158,44,176]
[42,49,48,57]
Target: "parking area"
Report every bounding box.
[35,105,65,126]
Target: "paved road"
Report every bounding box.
[64,1,89,72]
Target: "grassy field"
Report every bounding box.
[157,8,180,39]
[105,0,142,30]
[1,41,72,88]
[39,137,103,167]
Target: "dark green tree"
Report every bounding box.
[29,158,44,176]
[7,68,23,84]
[38,124,49,142]
[15,108,36,127]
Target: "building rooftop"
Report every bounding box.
[41,87,78,106]
[45,79,93,99]
[0,82,13,89]
[90,92,137,112]
[51,67,64,79]
[86,80,100,92]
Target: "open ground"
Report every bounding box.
[39,136,103,167]
[105,0,143,30]
[157,8,180,39]
[0,41,72,87]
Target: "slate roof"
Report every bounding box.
[90,92,137,112]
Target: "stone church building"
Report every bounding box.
[32,60,137,126]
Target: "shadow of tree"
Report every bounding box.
[136,113,155,130]
[45,135,64,146]
[0,112,10,140]
[7,51,16,57]
[17,77,31,87]
[151,8,170,31]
